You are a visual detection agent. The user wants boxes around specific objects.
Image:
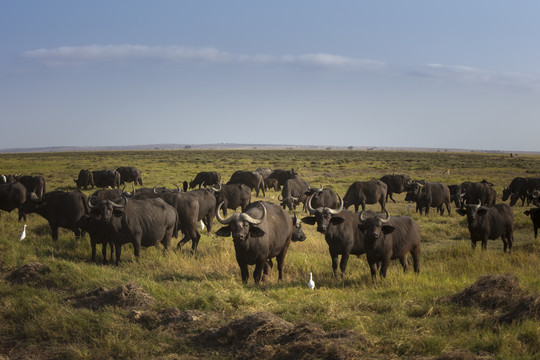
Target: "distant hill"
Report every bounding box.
[0,143,537,155]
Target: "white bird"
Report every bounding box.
[308,272,315,290]
[200,220,205,231]
[19,224,27,241]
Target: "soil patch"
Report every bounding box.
[197,311,367,360]
[130,307,204,330]
[439,274,540,323]
[5,262,51,286]
[66,283,154,310]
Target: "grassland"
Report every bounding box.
[0,149,539,359]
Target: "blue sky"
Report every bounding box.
[1,1,539,151]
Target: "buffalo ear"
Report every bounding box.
[249,226,265,238]
[330,217,345,225]
[301,216,317,225]
[456,209,467,216]
[382,225,395,234]
[477,208,488,216]
[215,226,231,237]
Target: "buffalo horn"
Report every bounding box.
[240,203,267,225]
[216,201,235,224]
[380,209,390,223]
[327,194,343,215]
[87,195,98,209]
[111,196,128,208]
[306,193,318,214]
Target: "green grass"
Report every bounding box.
[0,149,539,359]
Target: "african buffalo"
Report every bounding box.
[358,210,421,279]
[17,175,46,200]
[343,180,387,212]
[215,201,297,284]
[268,169,299,187]
[0,182,30,221]
[503,177,540,206]
[264,178,280,191]
[379,174,411,203]
[279,178,311,211]
[227,171,265,197]
[188,188,216,233]
[77,215,114,264]
[407,181,451,215]
[457,201,514,252]
[21,190,90,240]
[302,194,366,279]
[74,169,94,190]
[308,188,339,209]
[454,181,497,208]
[524,208,540,239]
[92,170,121,189]
[213,183,251,217]
[116,166,143,186]
[87,196,178,265]
[189,171,221,189]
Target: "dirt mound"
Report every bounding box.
[6,262,51,286]
[440,274,540,323]
[130,307,204,330]
[198,311,366,360]
[66,283,154,310]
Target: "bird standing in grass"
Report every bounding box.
[19,224,27,241]
[308,272,315,290]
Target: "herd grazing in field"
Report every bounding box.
[1,165,540,284]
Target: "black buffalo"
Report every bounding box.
[279,178,311,211]
[524,208,540,239]
[133,189,201,252]
[189,188,216,233]
[454,181,497,208]
[116,167,143,186]
[502,177,540,206]
[379,174,411,203]
[87,196,178,265]
[308,188,339,209]
[92,170,121,189]
[302,194,365,278]
[77,215,114,264]
[407,182,451,215]
[268,169,299,187]
[189,171,221,189]
[74,169,94,190]
[213,183,251,217]
[456,201,514,252]
[215,201,299,284]
[21,190,90,240]
[0,182,30,221]
[227,170,265,197]
[343,180,387,212]
[358,210,421,279]
[264,178,280,191]
[17,175,46,200]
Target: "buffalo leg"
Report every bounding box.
[535,226,538,239]
[481,237,488,250]
[115,243,122,265]
[369,260,378,279]
[50,225,59,241]
[399,256,409,272]
[253,262,264,284]
[264,259,273,281]
[471,239,477,250]
[237,259,249,284]
[108,242,114,263]
[339,252,350,278]
[91,239,97,262]
[330,252,340,278]
[445,202,451,216]
[101,242,108,264]
[380,258,390,278]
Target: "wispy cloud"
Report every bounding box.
[421,63,540,89]
[22,44,385,69]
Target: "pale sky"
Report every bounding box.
[1,1,539,151]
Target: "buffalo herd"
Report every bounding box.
[1,165,539,284]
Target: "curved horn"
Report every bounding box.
[210,183,222,192]
[380,209,390,223]
[241,202,267,225]
[359,210,367,221]
[175,184,180,192]
[216,202,235,224]
[111,196,128,208]
[153,185,158,194]
[87,195,98,209]
[306,193,318,214]
[327,194,344,215]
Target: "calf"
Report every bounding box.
[524,208,540,239]
[457,201,514,252]
[358,210,421,279]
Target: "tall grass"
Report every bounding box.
[0,149,539,358]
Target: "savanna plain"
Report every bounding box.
[0,149,539,360]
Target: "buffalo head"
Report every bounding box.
[215,202,267,242]
[301,193,344,234]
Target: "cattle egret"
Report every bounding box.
[19,224,27,241]
[308,272,315,290]
[200,220,205,231]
